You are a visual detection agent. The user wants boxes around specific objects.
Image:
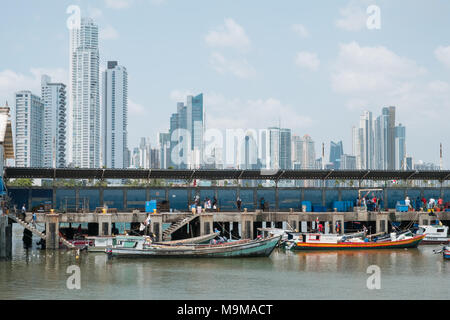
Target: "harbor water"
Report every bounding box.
[0,224,448,300]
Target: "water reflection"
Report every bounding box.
[1,224,449,300]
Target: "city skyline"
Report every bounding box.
[1,1,449,169]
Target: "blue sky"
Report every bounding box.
[1,0,449,168]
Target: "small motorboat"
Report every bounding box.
[415,224,449,244]
[433,246,450,260]
[105,235,281,258]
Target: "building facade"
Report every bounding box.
[70,17,100,168]
[102,61,128,169]
[14,91,44,167]
[41,75,67,168]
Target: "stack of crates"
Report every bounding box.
[395,200,409,212]
[301,201,312,212]
[332,201,354,212]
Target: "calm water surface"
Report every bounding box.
[1,224,449,300]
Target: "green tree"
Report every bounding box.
[8,178,33,187]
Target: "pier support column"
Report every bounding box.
[288,212,300,232]
[231,222,239,239]
[241,212,255,239]
[200,213,214,236]
[0,216,12,260]
[45,214,60,250]
[332,214,345,234]
[376,213,389,234]
[418,214,431,226]
[98,214,112,236]
[151,214,163,242]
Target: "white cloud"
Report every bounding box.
[292,24,309,38]
[330,42,450,126]
[169,89,195,102]
[295,51,320,71]
[105,0,134,9]
[203,92,313,131]
[209,52,255,78]
[205,18,250,51]
[434,45,450,68]
[335,1,368,31]
[0,68,68,104]
[100,25,119,40]
[331,42,426,94]
[128,99,147,115]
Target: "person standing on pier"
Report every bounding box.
[236,197,242,212]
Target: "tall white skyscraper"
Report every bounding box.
[70,17,100,168]
[102,61,128,169]
[14,91,44,167]
[395,124,406,170]
[41,75,67,168]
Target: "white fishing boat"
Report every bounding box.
[416,224,449,244]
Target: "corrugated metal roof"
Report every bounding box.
[3,168,450,181]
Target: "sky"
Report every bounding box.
[0,0,449,168]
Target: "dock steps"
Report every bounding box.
[162,213,200,240]
[7,214,77,250]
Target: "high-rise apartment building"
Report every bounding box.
[14,91,44,167]
[41,75,67,168]
[102,61,128,169]
[70,17,100,168]
[169,94,204,168]
[329,141,343,169]
[395,124,406,170]
[268,127,291,170]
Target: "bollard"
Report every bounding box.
[102,208,107,214]
[153,209,157,214]
[244,208,247,213]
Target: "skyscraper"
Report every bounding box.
[41,75,67,168]
[300,134,316,169]
[102,61,128,169]
[268,127,291,170]
[386,106,396,170]
[159,132,170,169]
[14,91,44,167]
[70,17,100,168]
[169,94,204,168]
[395,124,406,169]
[329,141,343,169]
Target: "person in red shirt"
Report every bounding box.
[421,197,427,210]
[318,223,323,233]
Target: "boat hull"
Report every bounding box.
[444,247,450,260]
[107,236,281,258]
[291,234,425,251]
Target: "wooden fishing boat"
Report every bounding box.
[290,233,425,251]
[87,232,221,252]
[105,235,281,258]
[153,231,221,245]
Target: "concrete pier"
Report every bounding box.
[98,214,112,236]
[241,212,255,239]
[45,214,60,250]
[0,215,12,259]
[151,214,163,241]
[200,213,214,236]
